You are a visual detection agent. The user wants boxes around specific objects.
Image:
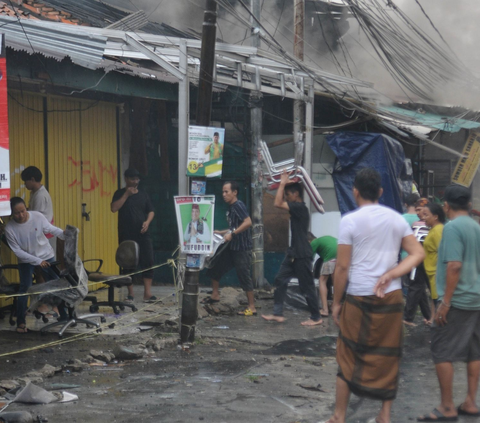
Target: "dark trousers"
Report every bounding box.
[404,262,431,322]
[273,256,321,321]
[17,257,59,327]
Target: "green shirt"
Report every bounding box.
[311,236,338,262]
[436,216,480,310]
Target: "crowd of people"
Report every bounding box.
[5,163,480,423]
[5,166,157,333]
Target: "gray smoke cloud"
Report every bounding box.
[104,0,480,109]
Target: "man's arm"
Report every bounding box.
[224,216,252,242]
[274,170,290,211]
[111,188,135,213]
[141,211,155,234]
[331,244,352,327]
[435,261,462,326]
[374,234,425,297]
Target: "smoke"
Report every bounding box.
[104,0,480,109]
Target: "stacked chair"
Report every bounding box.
[260,138,325,213]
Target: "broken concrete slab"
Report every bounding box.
[38,364,57,378]
[0,411,33,423]
[89,350,115,363]
[113,345,144,360]
[0,381,19,391]
[63,359,84,373]
[146,337,177,352]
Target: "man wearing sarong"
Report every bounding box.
[324,168,424,423]
[418,185,480,422]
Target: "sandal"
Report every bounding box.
[237,308,257,316]
[417,408,458,421]
[16,325,28,334]
[144,296,158,303]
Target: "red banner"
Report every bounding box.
[0,34,10,216]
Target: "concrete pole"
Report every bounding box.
[180,2,217,345]
[250,0,265,289]
[293,0,310,212]
[178,39,189,196]
[305,84,314,199]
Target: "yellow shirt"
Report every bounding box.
[423,224,443,300]
[423,224,444,275]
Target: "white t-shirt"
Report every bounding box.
[5,211,64,266]
[338,204,412,296]
[29,185,54,223]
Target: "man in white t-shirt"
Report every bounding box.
[323,168,424,423]
[21,166,56,254]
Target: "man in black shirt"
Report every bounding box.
[111,168,155,302]
[204,181,257,316]
[262,170,322,326]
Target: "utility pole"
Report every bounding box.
[180,0,217,345]
[250,0,265,289]
[293,0,310,212]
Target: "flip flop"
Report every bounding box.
[16,325,28,334]
[237,308,257,316]
[200,297,220,305]
[417,408,458,421]
[144,296,158,303]
[458,404,480,416]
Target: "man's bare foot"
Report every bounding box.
[403,320,417,327]
[301,318,323,326]
[319,416,344,423]
[320,309,329,317]
[261,314,285,323]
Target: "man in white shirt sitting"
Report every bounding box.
[5,197,65,333]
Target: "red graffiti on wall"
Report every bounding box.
[67,156,117,197]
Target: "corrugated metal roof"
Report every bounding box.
[380,105,480,133]
[0,15,373,99]
[0,16,106,69]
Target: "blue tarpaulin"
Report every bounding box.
[326,132,412,214]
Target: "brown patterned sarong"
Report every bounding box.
[337,290,404,401]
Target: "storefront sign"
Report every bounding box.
[187,126,224,178]
[452,131,480,187]
[174,195,215,254]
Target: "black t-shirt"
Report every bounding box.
[287,201,311,258]
[112,188,154,241]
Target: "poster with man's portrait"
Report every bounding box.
[186,126,225,178]
[174,196,215,254]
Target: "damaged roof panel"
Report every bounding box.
[380,105,480,133]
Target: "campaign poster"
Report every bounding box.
[174,195,215,254]
[0,34,10,216]
[187,126,225,178]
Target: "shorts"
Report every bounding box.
[321,259,336,276]
[205,248,253,292]
[120,235,154,279]
[431,307,480,364]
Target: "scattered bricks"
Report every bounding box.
[0,411,34,423]
[38,364,57,378]
[24,371,43,381]
[63,359,84,373]
[89,350,115,363]
[0,380,19,391]
[113,345,144,360]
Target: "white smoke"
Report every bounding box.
[104,0,480,109]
